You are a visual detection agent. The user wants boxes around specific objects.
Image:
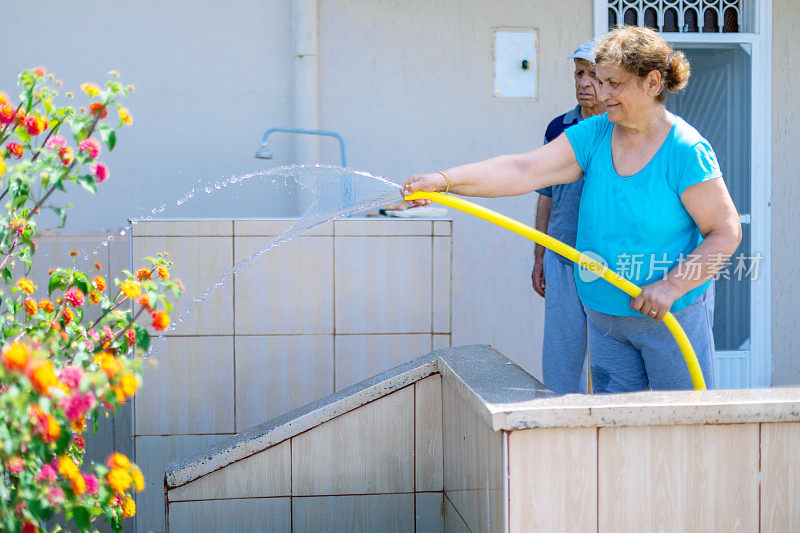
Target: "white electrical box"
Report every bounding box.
[493,29,537,99]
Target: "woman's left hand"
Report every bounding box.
[630,279,682,321]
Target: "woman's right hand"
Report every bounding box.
[401,173,446,206]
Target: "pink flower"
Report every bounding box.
[64,287,85,307]
[7,456,24,474]
[78,137,101,160]
[83,473,99,494]
[47,486,65,506]
[45,136,67,150]
[125,328,136,345]
[103,326,113,340]
[88,329,99,340]
[60,392,95,422]
[35,464,57,482]
[58,365,83,389]
[90,162,109,183]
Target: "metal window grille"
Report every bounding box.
[607,1,749,33]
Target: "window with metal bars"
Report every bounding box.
[606,1,748,33]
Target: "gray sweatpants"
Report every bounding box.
[584,283,716,393]
[542,249,588,394]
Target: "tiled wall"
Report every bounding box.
[130,218,452,533]
[165,375,445,532]
[508,421,800,531]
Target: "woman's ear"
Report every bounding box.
[645,70,662,97]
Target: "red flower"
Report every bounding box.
[58,146,73,165]
[24,114,47,136]
[78,137,101,160]
[89,102,108,119]
[90,162,109,183]
[125,328,136,345]
[0,104,15,125]
[152,311,170,331]
[14,109,26,126]
[6,142,23,159]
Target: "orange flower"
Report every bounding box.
[80,83,100,97]
[118,107,132,125]
[135,268,152,281]
[93,275,106,291]
[0,92,6,105]
[23,298,37,316]
[121,494,136,517]
[71,417,86,434]
[138,294,149,306]
[24,114,47,136]
[0,103,15,126]
[113,386,125,403]
[39,300,54,313]
[119,373,138,397]
[2,342,30,371]
[89,102,108,119]
[33,66,47,77]
[107,453,131,470]
[151,311,170,331]
[17,278,35,294]
[94,351,122,378]
[156,266,169,280]
[120,281,141,299]
[106,468,132,493]
[131,470,145,492]
[58,456,79,480]
[28,360,60,394]
[71,472,87,495]
[89,290,100,304]
[58,146,73,165]
[62,308,74,325]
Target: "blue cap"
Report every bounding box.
[567,40,596,63]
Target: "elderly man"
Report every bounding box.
[531,41,605,394]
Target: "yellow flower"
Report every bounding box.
[80,83,100,96]
[58,456,79,479]
[120,373,138,397]
[29,360,60,394]
[118,107,132,125]
[0,153,4,179]
[94,351,122,378]
[131,469,145,492]
[120,281,141,299]
[71,473,86,495]
[122,494,136,517]
[16,278,35,294]
[107,467,132,493]
[2,342,30,371]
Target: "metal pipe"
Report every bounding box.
[255,127,348,167]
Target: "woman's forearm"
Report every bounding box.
[664,226,742,297]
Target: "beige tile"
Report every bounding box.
[433,220,452,236]
[234,236,333,335]
[442,380,504,533]
[432,237,451,333]
[334,218,432,236]
[234,219,332,236]
[334,236,432,334]
[415,375,443,491]
[598,424,759,531]
[432,334,451,351]
[508,428,596,532]
[169,440,290,500]
[416,492,445,532]
[761,422,800,531]
[133,220,232,237]
[443,495,469,533]
[292,387,414,495]
[334,334,431,391]
[135,434,231,533]
[292,494,414,532]
[132,236,234,335]
[135,336,234,435]
[168,498,290,532]
[235,335,334,431]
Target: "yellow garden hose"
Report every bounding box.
[405,191,706,390]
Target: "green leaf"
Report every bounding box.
[76,173,98,194]
[49,271,70,295]
[136,328,150,351]
[99,125,116,151]
[48,205,68,228]
[73,272,90,294]
[0,267,11,281]
[72,506,91,529]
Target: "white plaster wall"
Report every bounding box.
[0,0,298,231]
[318,0,593,378]
[770,0,800,386]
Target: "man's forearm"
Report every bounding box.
[535,194,553,260]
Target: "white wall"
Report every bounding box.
[0,0,298,231]
[318,0,592,377]
[770,0,800,386]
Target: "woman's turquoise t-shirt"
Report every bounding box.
[564,113,722,317]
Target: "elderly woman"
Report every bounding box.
[403,26,741,393]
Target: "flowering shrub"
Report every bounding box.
[0,68,182,532]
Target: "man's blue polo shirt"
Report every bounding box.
[536,105,584,263]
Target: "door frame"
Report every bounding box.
[592,1,773,387]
